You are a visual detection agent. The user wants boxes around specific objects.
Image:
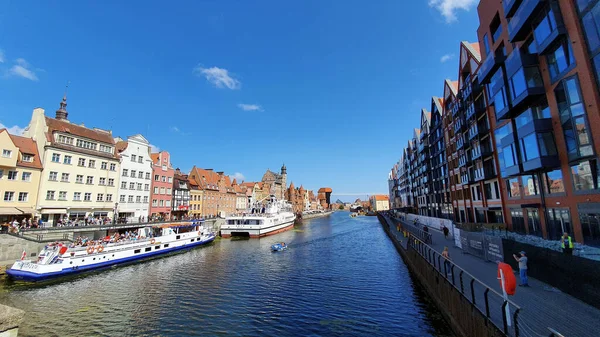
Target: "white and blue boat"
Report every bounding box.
[271,242,287,252]
[6,221,215,282]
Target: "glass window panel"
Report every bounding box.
[503,145,516,167]
[537,132,557,156]
[577,0,594,12]
[510,68,527,100]
[574,116,590,146]
[523,175,539,196]
[544,170,565,194]
[515,109,533,129]
[563,126,578,155]
[566,78,582,104]
[494,89,506,112]
[524,66,543,87]
[583,10,600,52]
[571,160,599,190]
[521,133,540,161]
[570,103,585,117]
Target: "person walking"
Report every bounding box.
[442,247,451,277]
[513,251,529,287]
[443,225,449,239]
[561,232,574,255]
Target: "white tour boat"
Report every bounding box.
[6,220,215,282]
[221,195,296,238]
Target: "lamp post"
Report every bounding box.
[113,202,118,224]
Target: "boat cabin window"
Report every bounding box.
[145,247,151,252]
[164,244,169,248]
[176,235,180,240]
[155,245,160,250]
[134,249,141,254]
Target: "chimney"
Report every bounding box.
[217,171,224,175]
[55,95,68,120]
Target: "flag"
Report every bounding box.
[21,251,27,260]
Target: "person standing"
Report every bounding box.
[442,247,451,277]
[561,232,574,255]
[513,251,529,287]
[443,225,449,239]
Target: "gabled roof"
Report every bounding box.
[371,195,389,201]
[462,41,481,63]
[116,141,128,153]
[189,166,221,191]
[2,130,43,169]
[45,116,115,145]
[413,128,421,139]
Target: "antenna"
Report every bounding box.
[64,81,70,99]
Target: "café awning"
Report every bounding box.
[40,208,67,215]
[16,207,35,214]
[0,207,22,215]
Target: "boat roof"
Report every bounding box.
[158,220,204,229]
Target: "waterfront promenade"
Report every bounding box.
[381,212,600,337]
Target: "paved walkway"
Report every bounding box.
[382,214,600,337]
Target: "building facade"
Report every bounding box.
[189,167,221,217]
[370,195,390,211]
[115,135,153,221]
[172,169,190,218]
[0,129,43,222]
[23,102,120,225]
[188,177,203,218]
[149,151,174,220]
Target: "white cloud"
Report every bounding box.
[9,58,39,81]
[0,122,26,136]
[428,0,477,23]
[231,172,245,181]
[170,126,180,133]
[169,126,190,136]
[440,53,454,63]
[0,50,4,63]
[193,65,241,89]
[237,103,263,111]
[149,144,160,153]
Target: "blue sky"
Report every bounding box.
[0,0,479,202]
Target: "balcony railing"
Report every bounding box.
[508,0,546,43]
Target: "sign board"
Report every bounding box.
[484,236,504,262]
[453,227,462,249]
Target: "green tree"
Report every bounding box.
[338,204,344,210]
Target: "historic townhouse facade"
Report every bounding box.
[115,135,153,221]
[23,101,120,225]
[149,151,174,220]
[172,169,190,218]
[189,167,222,217]
[429,97,452,218]
[188,177,203,218]
[0,129,43,222]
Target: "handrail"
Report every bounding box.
[547,328,565,337]
[11,219,209,234]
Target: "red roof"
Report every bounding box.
[2,130,43,169]
[44,116,118,159]
[115,141,128,153]
[372,195,389,201]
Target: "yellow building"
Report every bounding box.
[23,101,121,226]
[189,177,204,218]
[370,195,390,212]
[0,129,43,223]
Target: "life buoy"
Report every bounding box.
[150,238,156,244]
[96,245,104,253]
[497,262,516,295]
[86,246,95,254]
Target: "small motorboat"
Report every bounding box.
[271,242,287,252]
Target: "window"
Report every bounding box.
[97,194,104,202]
[571,159,600,191]
[122,169,128,177]
[17,192,28,202]
[22,154,33,162]
[128,195,134,203]
[483,33,490,55]
[547,208,572,240]
[21,172,31,182]
[86,176,94,184]
[515,102,551,129]
[7,170,17,180]
[490,14,502,43]
[121,181,127,189]
[51,153,60,163]
[4,191,14,201]
[110,163,116,171]
[57,135,74,145]
[120,195,126,203]
[152,199,158,206]
[154,187,159,194]
[101,162,108,170]
[76,175,84,183]
[543,170,565,194]
[143,196,148,203]
[76,139,97,150]
[46,190,55,200]
[108,178,114,186]
[138,171,143,179]
[146,172,151,179]
[162,176,166,182]
[88,160,95,168]
[49,171,58,181]
[58,191,67,200]
[533,5,558,46]
[503,145,516,167]
[129,182,135,190]
[84,193,91,201]
[144,184,149,191]
[520,134,540,162]
[159,200,164,206]
[547,39,575,81]
[131,155,137,162]
[555,76,594,159]
[166,200,171,207]
[99,177,106,185]
[106,194,113,201]
[138,156,143,163]
[523,175,540,196]
[131,170,136,178]
[506,178,520,198]
[154,174,159,181]
[167,188,172,194]
[1,149,11,158]
[99,144,112,153]
[160,187,165,194]
[137,183,142,190]
[61,173,69,182]
[136,196,141,203]
[77,158,85,167]
[63,155,72,164]
[168,177,173,183]
[493,89,507,112]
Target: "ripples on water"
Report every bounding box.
[0,212,453,337]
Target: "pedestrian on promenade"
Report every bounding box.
[442,247,451,277]
[423,225,429,233]
[561,232,574,255]
[513,251,529,287]
[442,225,449,239]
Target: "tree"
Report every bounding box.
[338,204,345,210]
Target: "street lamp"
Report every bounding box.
[113,202,118,224]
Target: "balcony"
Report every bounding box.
[479,52,507,84]
[468,122,489,140]
[508,0,547,43]
[474,166,496,182]
[466,103,476,121]
[457,136,465,150]
[454,118,466,133]
[504,0,523,18]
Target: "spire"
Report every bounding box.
[281,163,287,175]
[55,82,69,120]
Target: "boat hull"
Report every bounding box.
[6,235,215,282]
[220,220,295,238]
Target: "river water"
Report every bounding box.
[0,212,453,337]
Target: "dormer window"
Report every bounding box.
[76,139,97,150]
[57,135,74,145]
[22,154,33,162]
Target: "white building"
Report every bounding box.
[115,135,153,221]
[23,99,121,225]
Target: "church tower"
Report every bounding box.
[280,163,287,200]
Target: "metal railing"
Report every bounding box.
[408,234,522,336]
[392,217,432,244]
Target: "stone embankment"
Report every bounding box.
[301,211,333,220]
[0,304,24,337]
